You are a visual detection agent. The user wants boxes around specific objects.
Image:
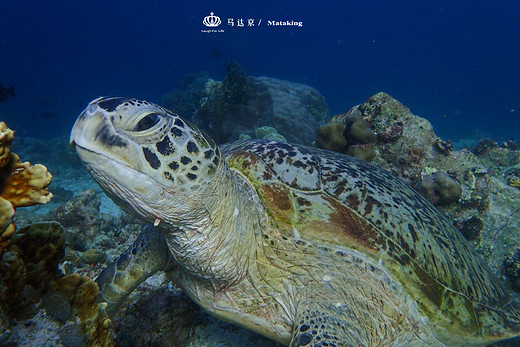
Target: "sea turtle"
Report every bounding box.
[70,97,520,346]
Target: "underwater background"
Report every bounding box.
[2,1,520,346]
[1,0,519,141]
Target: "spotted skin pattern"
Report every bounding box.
[147,115,220,191]
[71,98,520,347]
[72,97,220,194]
[95,225,173,316]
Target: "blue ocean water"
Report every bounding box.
[1,0,519,141]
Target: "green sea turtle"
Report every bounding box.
[70,97,520,346]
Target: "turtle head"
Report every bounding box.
[70,97,222,224]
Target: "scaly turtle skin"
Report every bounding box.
[70,97,520,346]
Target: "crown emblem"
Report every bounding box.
[203,12,221,27]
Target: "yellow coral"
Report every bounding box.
[0,121,14,168]
[0,122,53,212]
[509,178,520,188]
[0,122,52,294]
[0,197,15,234]
[0,197,15,254]
[50,274,113,346]
[2,160,53,207]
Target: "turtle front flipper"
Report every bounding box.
[96,225,174,315]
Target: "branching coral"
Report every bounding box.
[509,178,520,189]
[222,60,252,107]
[194,61,253,143]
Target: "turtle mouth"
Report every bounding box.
[73,144,165,223]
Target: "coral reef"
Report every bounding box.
[193,61,253,144]
[222,60,253,107]
[343,113,376,145]
[255,126,287,142]
[0,122,53,256]
[471,138,498,157]
[49,273,111,345]
[0,122,14,167]
[164,67,328,145]
[433,139,453,156]
[51,189,116,251]
[1,222,65,317]
[0,122,113,346]
[113,277,199,346]
[505,249,520,291]
[1,221,112,346]
[454,216,484,241]
[242,76,327,145]
[1,161,52,207]
[162,72,211,119]
[341,112,378,161]
[43,291,72,322]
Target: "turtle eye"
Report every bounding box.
[133,113,161,131]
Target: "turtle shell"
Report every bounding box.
[222,139,520,342]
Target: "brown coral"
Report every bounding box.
[1,222,65,316]
[344,114,376,145]
[433,139,453,156]
[317,122,347,152]
[50,274,112,345]
[1,221,112,346]
[0,197,15,251]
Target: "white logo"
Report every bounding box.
[203,12,221,27]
